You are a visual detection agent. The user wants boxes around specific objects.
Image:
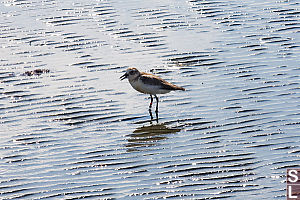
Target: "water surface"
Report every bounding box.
[1,0,300,199]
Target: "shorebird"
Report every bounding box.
[120,68,185,114]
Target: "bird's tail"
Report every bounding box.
[175,86,185,91]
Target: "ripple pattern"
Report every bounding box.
[1,0,299,199]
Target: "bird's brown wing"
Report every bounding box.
[140,73,185,91]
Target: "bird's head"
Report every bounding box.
[120,68,140,81]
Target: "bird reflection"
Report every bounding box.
[126,123,181,152]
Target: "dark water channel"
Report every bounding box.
[1,0,300,199]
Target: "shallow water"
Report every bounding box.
[1,0,299,199]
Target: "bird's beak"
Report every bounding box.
[120,72,128,80]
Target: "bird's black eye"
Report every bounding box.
[129,71,135,75]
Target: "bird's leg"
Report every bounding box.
[154,95,159,113]
[149,108,153,121]
[149,95,153,110]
